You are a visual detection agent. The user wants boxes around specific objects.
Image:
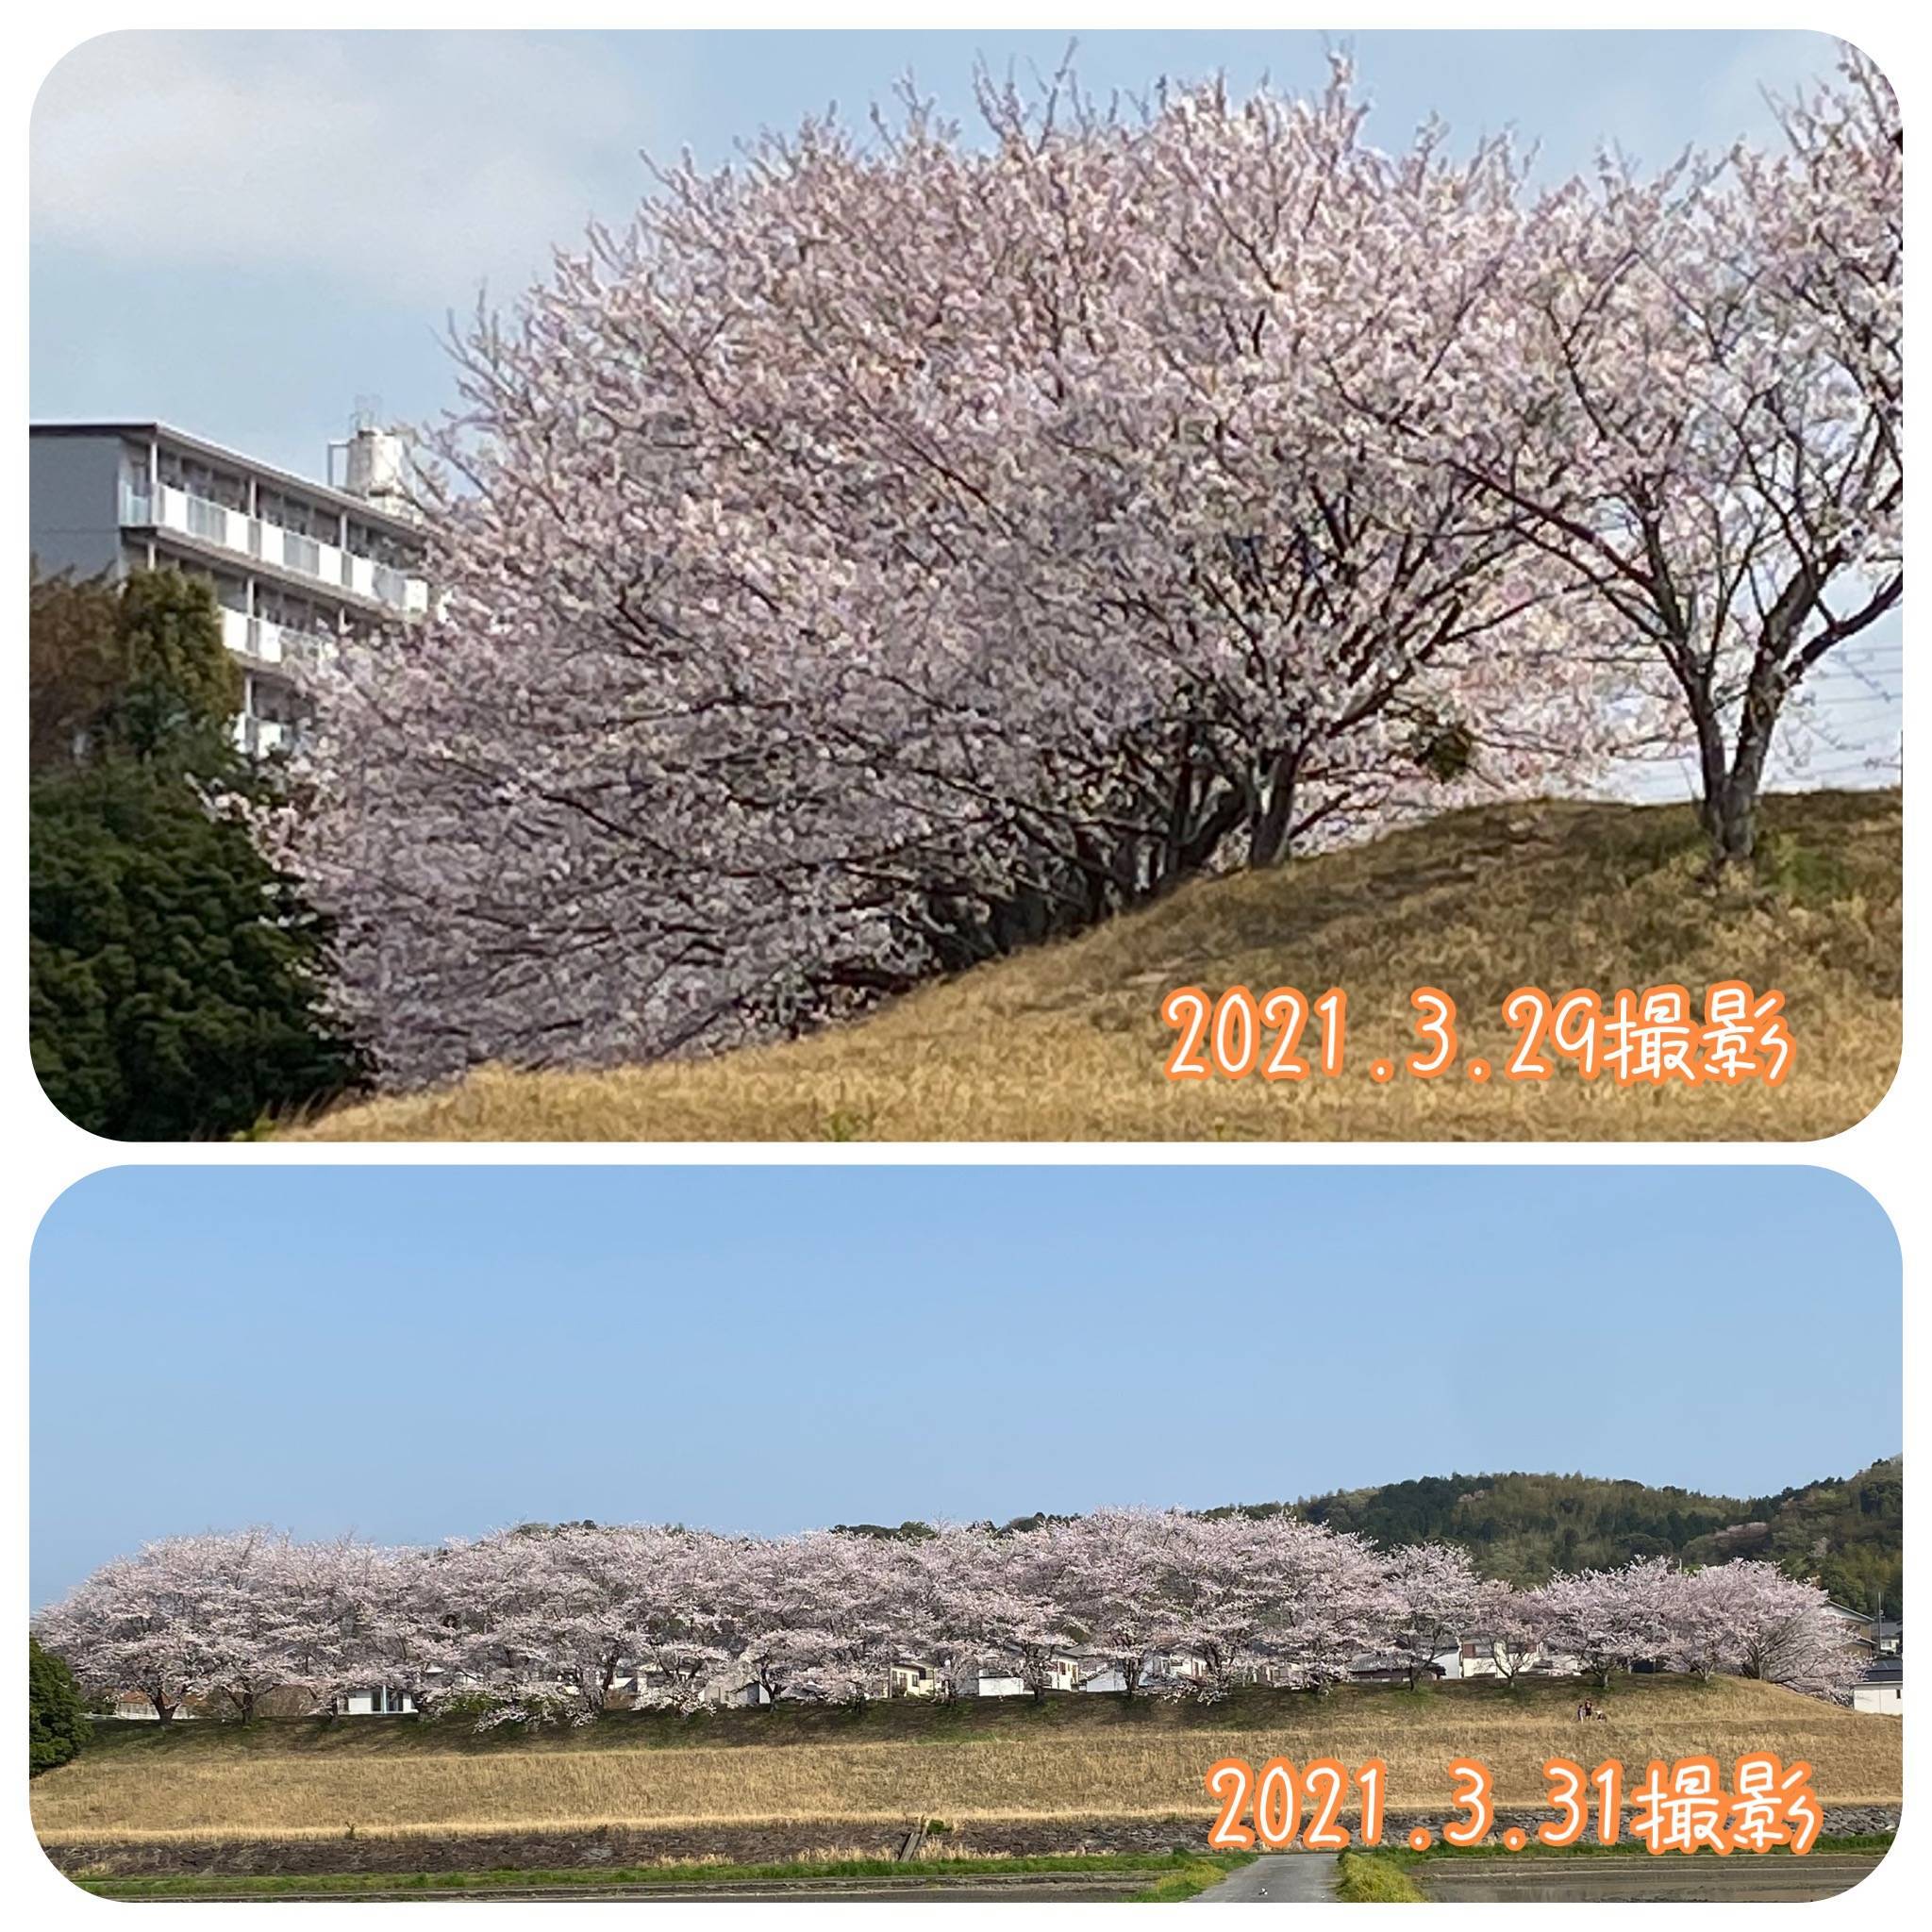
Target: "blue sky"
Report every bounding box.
[31,1164,1899,1604]
[27,30,1897,796]
[31,29,1855,479]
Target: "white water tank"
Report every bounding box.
[342,425,408,508]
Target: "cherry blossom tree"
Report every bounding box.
[34,1533,252,1722]
[37,1521,1871,1720]
[1143,1511,1375,1697]
[1669,1560,1863,1700]
[496,1524,657,1720]
[277,61,1619,1084]
[327,1541,455,1717]
[1454,44,1900,868]
[934,1522,1076,1703]
[704,1529,912,1707]
[624,1526,740,1712]
[1471,1577,1547,1686]
[1244,1516,1388,1693]
[1054,1508,1174,1696]
[899,1527,984,1702]
[1141,1513,1272,1697]
[1378,1541,1486,1690]
[1532,1554,1682,1687]
[197,1531,374,1722]
[421,1530,596,1724]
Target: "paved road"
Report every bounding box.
[1192,1854,1340,1903]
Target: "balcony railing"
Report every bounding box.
[190,496,234,543]
[219,608,253,659]
[236,715,294,758]
[218,608,335,675]
[121,481,427,613]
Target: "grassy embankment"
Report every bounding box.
[290,789,1901,1142]
[34,1674,1900,1850]
[71,1850,1254,1903]
[1337,1848,1431,1902]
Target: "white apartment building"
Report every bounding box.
[29,418,430,755]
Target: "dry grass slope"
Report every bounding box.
[33,1676,1901,1845]
[292,790,1901,1142]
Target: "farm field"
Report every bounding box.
[34,1676,1900,1856]
[68,1851,1251,1904]
[289,789,1901,1143]
[63,1849,1893,1906]
[1338,1841,1893,1905]
[1411,1852,1886,1905]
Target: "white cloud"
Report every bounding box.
[31,30,659,308]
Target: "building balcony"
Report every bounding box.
[236,715,293,757]
[123,482,427,616]
[218,608,334,675]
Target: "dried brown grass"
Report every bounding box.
[32,1676,1900,1844]
[291,791,1901,1143]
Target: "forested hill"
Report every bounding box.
[1214,1460,1901,1610]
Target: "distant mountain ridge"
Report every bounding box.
[1210,1457,1901,1611]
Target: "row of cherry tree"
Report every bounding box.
[269,47,1899,1084]
[36,1511,1861,1726]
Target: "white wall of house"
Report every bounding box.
[1077,1653,1207,1693]
[1852,1678,1903,1716]
[108,1691,196,1721]
[341,1687,416,1715]
[961,1656,1082,1697]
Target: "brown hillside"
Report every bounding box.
[33,1675,1901,1844]
[292,789,1900,1142]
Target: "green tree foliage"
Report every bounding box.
[96,567,246,761]
[29,1637,92,1777]
[28,568,364,1138]
[832,1521,941,1541]
[1681,1456,1904,1617]
[28,571,125,770]
[1211,1457,1902,1610]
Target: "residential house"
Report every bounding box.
[1852,1659,1903,1716]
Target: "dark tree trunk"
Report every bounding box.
[1707,669,1786,870]
[1705,780,1761,871]
[1246,747,1302,869]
